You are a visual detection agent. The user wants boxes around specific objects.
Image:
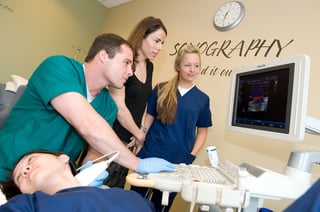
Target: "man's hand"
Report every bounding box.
[79,161,109,187]
[88,171,109,187]
[136,158,176,174]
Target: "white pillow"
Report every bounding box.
[0,189,7,205]
[5,81,17,92]
[11,75,28,87]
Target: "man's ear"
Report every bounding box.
[97,50,108,63]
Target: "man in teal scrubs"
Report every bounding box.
[0,33,175,181]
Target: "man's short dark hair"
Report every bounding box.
[85,33,134,62]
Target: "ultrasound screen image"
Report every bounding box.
[233,64,293,133]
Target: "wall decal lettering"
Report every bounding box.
[169,39,294,77]
[170,39,294,58]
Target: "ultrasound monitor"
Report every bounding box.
[227,54,310,142]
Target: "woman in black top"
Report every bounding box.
[107,16,168,188]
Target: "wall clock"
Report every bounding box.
[213,1,245,31]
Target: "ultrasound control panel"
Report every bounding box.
[126,161,250,209]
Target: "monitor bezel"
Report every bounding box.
[227,54,310,142]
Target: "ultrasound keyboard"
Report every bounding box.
[126,161,250,209]
[127,161,239,191]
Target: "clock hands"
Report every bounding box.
[223,9,230,26]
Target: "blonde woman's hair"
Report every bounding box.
[156,45,201,124]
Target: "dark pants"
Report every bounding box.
[131,186,177,212]
[103,161,129,188]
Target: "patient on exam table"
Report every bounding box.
[0,150,155,212]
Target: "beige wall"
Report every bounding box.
[102,0,320,211]
[0,0,106,82]
[1,0,319,211]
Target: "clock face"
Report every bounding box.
[214,1,245,31]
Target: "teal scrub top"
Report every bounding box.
[0,55,118,181]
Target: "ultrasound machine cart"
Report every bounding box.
[126,150,319,212]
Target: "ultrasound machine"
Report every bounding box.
[126,54,320,212]
[126,149,320,212]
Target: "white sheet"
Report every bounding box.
[5,75,28,93]
[0,189,6,205]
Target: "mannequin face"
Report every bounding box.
[13,153,70,194]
